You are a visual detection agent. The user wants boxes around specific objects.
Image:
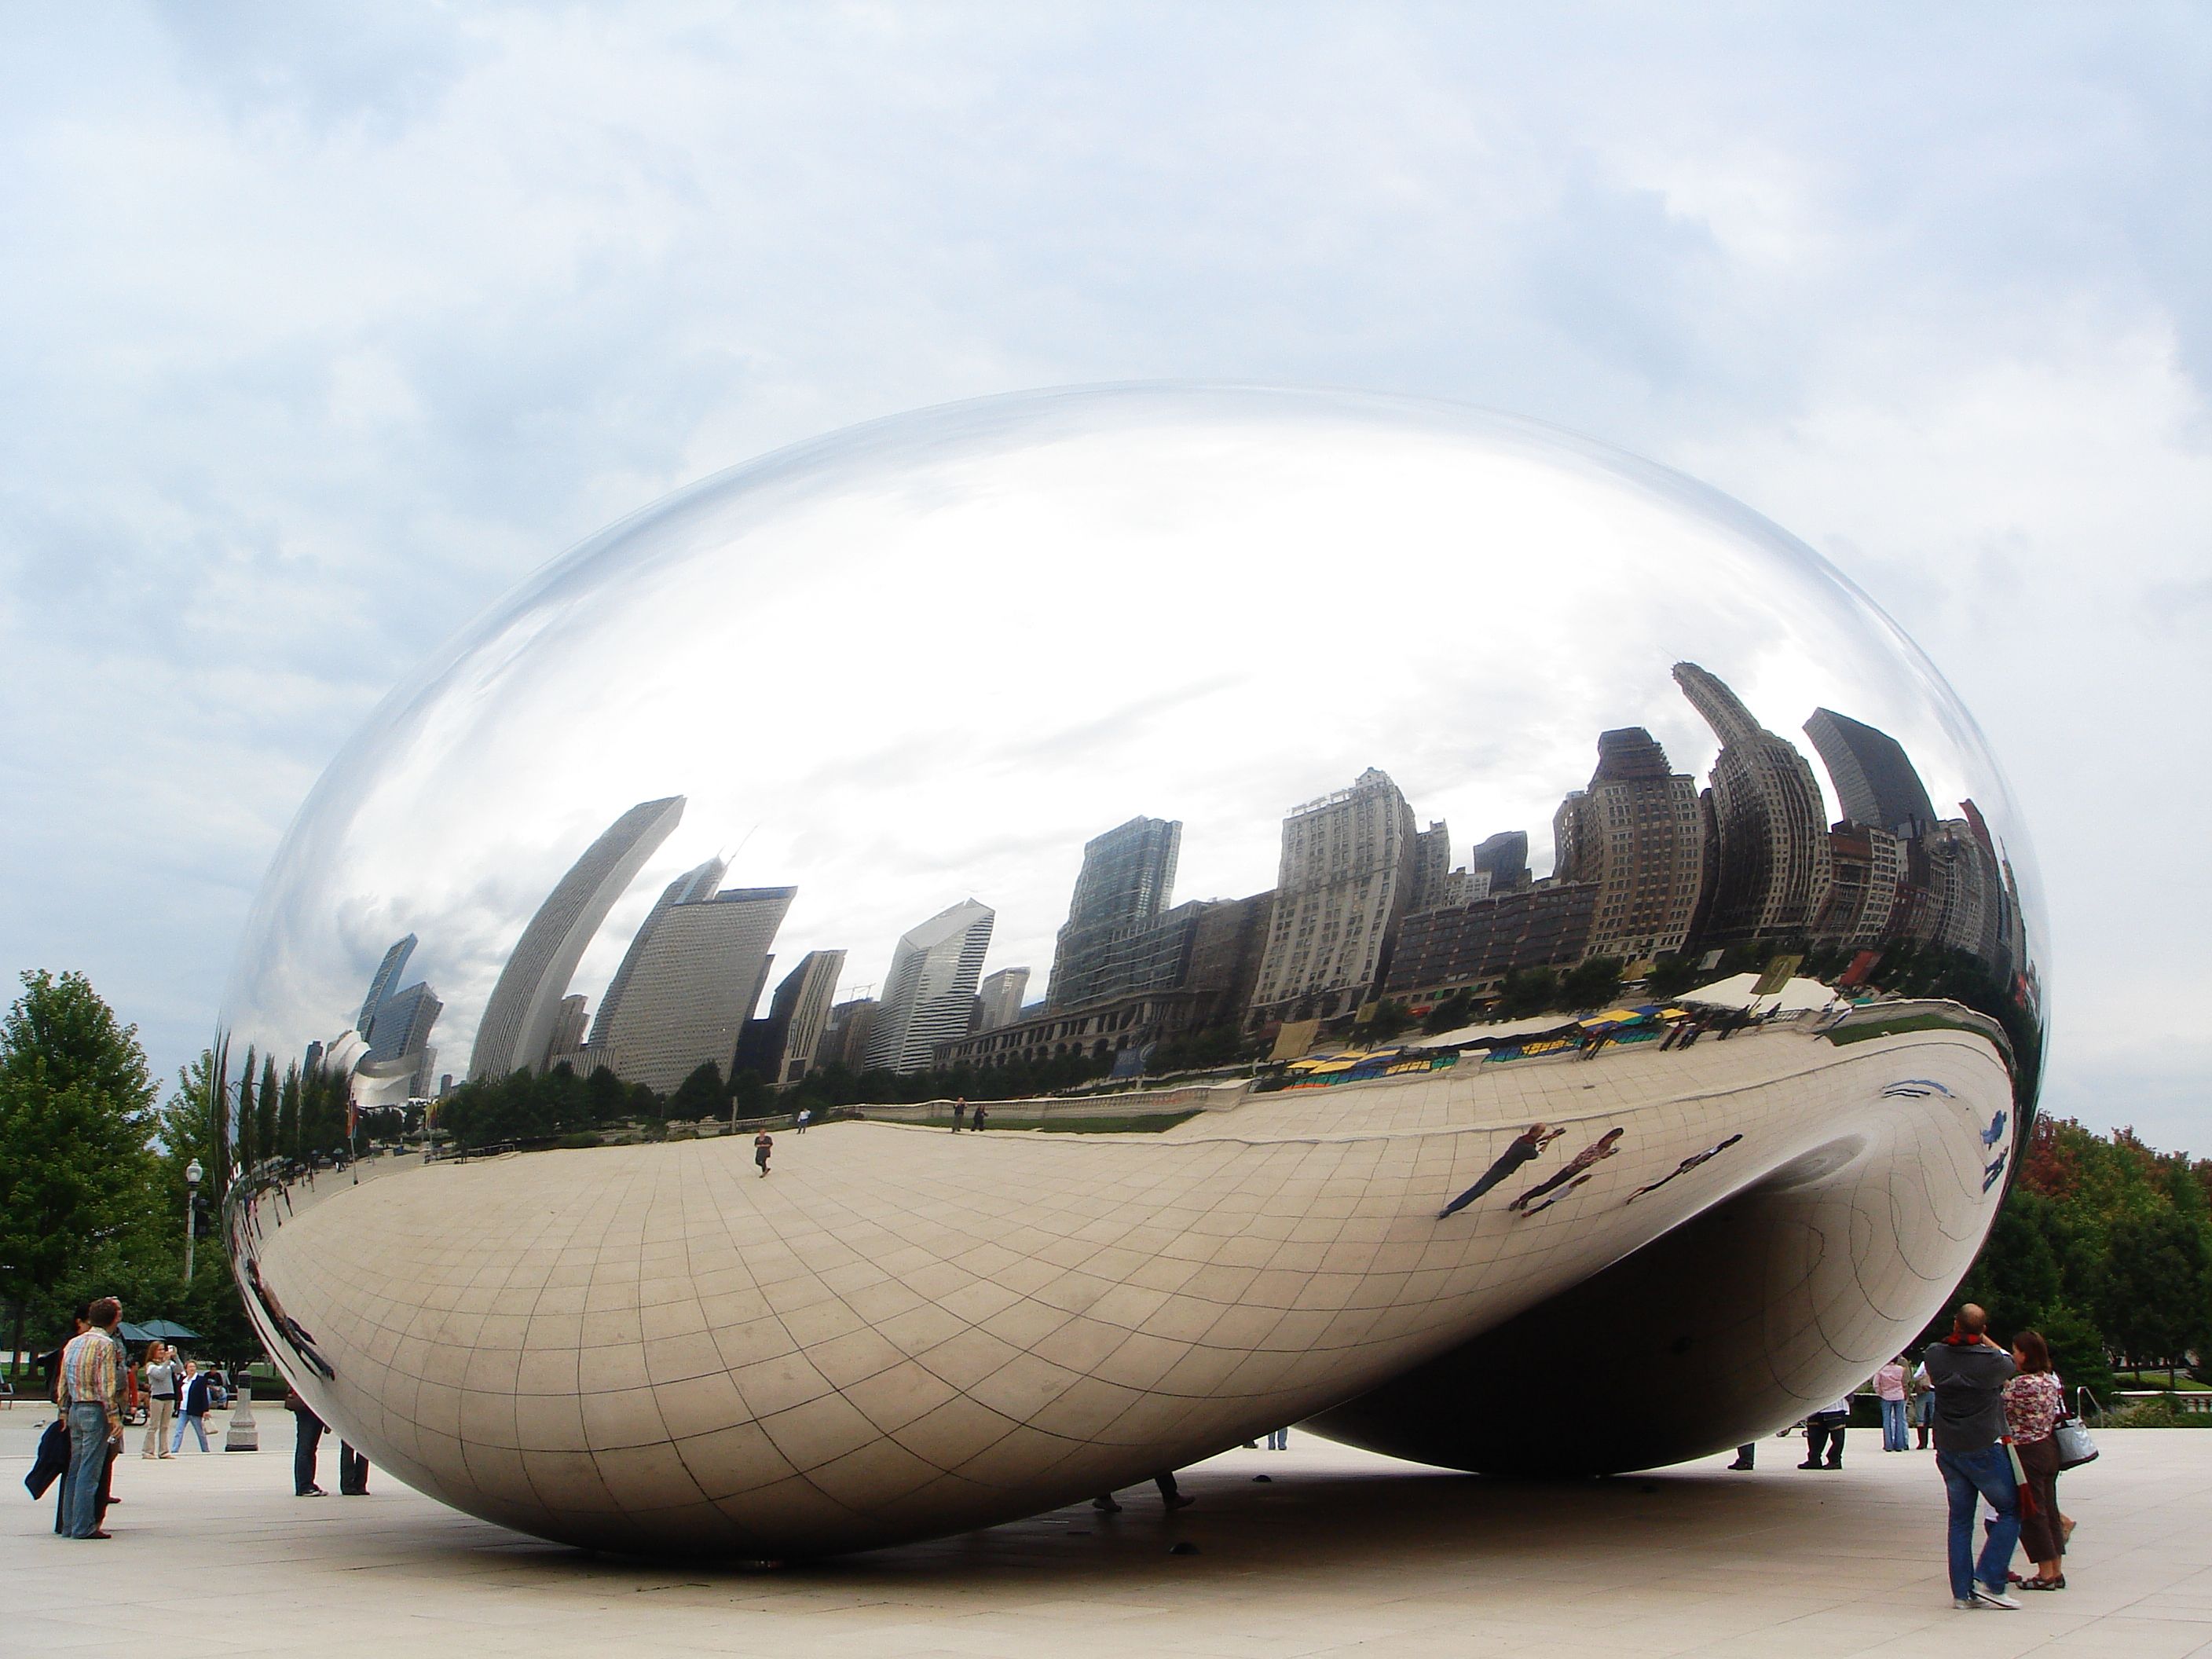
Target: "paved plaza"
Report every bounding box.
[5,1412,2207,1657]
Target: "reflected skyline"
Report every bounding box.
[304,654,2031,1108]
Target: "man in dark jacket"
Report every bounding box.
[1924,1303,2020,1610]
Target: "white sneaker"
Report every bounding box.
[1952,1597,1980,1610]
[1973,1585,2020,1610]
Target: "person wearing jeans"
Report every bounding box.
[1924,1304,2020,1609]
[58,1297,126,1539]
[1876,1356,1912,1452]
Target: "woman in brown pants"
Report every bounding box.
[2003,1330,2067,1589]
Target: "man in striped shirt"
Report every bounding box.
[58,1295,124,1539]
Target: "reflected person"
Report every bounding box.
[1438,1124,1562,1219]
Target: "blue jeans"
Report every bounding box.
[60,1404,110,1537]
[1937,1445,2020,1599]
[1881,1397,1909,1451]
[173,1412,210,1452]
[1266,1428,1289,1450]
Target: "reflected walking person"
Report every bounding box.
[753,1130,773,1177]
[1509,1128,1624,1214]
[1439,1124,1562,1218]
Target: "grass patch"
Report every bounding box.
[1033,1111,1201,1134]
[1826,1012,1974,1045]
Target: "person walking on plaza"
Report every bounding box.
[1093,1470,1193,1512]
[1925,1302,2021,1610]
[287,1386,328,1496]
[57,1296,125,1539]
[1439,1123,1562,1218]
[796,1108,811,1134]
[753,1129,773,1177]
[1876,1355,1912,1452]
[141,1341,179,1459]
[2003,1330,2068,1590]
[971,1101,989,1132]
[171,1360,216,1453]
[1800,1394,1851,1468]
[951,1097,967,1132]
[339,1441,371,1496]
[1508,1127,1624,1214]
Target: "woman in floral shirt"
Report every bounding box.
[2003,1330,2067,1589]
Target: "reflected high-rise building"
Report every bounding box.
[1814,823,1906,949]
[1672,664,1832,942]
[1404,822,1454,916]
[736,948,848,1087]
[592,857,727,1046]
[1470,830,1529,895]
[1249,767,1418,1024]
[811,996,877,1074]
[354,933,441,1099]
[590,885,796,1095]
[468,796,685,1081]
[357,936,417,1035]
[865,900,995,1075]
[1049,817,1181,1010]
[1804,709,1937,840]
[1551,727,1705,962]
[977,966,1031,1031]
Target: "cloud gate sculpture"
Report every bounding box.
[220,386,2043,1556]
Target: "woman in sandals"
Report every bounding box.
[2002,1331,2067,1590]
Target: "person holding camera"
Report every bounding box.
[1923,1303,2020,1610]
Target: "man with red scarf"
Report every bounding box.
[1923,1303,2020,1610]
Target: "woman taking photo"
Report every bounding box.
[2003,1329,2067,1589]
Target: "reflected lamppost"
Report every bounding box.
[184,1158,203,1282]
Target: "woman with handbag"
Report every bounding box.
[2002,1330,2067,1589]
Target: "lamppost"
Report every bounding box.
[184,1159,203,1282]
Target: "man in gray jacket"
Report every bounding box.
[1924,1303,2020,1610]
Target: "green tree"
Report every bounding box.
[1497,968,1558,1018]
[0,971,161,1372]
[670,1062,727,1121]
[1557,956,1624,1013]
[2097,1210,2212,1375]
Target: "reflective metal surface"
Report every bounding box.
[221,385,2044,1555]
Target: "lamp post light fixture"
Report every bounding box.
[184,1159,203,1283]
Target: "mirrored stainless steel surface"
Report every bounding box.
[219,385,2044,1555]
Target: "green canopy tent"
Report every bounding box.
[117,1319,201,1345]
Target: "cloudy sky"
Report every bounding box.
[2,5,2204,1148]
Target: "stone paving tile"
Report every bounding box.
[6,1413,2210,1656]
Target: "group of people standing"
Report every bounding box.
[31,1298,228,1537]
[1727,1302,2077,1606]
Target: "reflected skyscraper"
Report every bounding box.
[977,965,1030,1031]
[737,948,848,1086]
[590,885,795,1094]
[1470,830,1529,895]
[1049,817,1181,1009]
[1249,767,1417,1024]
[357,936,417,1036]
[1551,727,1705,962]
[468,796,686,1081]
[590,856,728,1044]
[865,899,995,1074]
[1804,708,1937,840]
[1673,664,1832,942]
